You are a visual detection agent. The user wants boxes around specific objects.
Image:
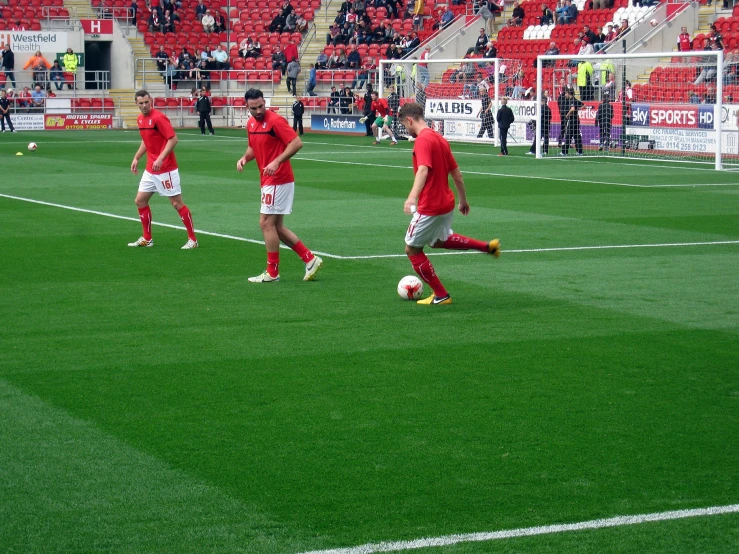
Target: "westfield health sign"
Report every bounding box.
[0,31,68,53]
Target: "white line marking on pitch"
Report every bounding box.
[297,503,739,554]
[1,193,737,258]
[291,157,739,188]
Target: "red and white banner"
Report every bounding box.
[44,114,113,130]
[80,19,114,39]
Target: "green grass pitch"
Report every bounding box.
[1,130,738,553]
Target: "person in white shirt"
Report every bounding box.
[201,9,215,32]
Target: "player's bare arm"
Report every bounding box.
[153,136,178,172]
[450,167,470,215]
[237,146,256,172]
[131,140,147,173]
[404,165,429,214]
[264,136,302,176]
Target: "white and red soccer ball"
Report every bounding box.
[398,275,424,300]
[649,18,658,27]
[27,142,37,151]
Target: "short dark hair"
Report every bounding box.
[244,88,264,101]
[397,102,424,122]
[135,89,150,100]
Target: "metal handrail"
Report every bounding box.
[3,71,111,94]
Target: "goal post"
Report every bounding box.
[536,50,739,170]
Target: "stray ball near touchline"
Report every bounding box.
[28,142,37,151]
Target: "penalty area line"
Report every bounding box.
[297,503,739,554]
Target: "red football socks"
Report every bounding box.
[441,233,488,252]
[177,205,197,241]
[408,253,448,298]
[291,241,315,263]
[267,251,280,277]
[137,206,152,241]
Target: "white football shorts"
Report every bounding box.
[260,182,294,215]
[138,169,181,197]
[405,210,454,248]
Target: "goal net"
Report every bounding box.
[378,57,526,145]
[379,52,739,169]
[535,51,739,170]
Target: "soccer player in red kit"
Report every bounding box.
[397,102,500,305]
[129,90,198,249]
[369,91,397,145]
[236,88,322,283]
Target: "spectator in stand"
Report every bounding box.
[248,38,262,58]
[582,24,597,45]
[440,6,454,28]
[178,47,192,66]
[466,28,489,56]
[30,84,45,110]
[286,59,301,95]
[557,0,577,24]
[239,37,251,58]
[592,0,612,9]
[163,9,176,33]
[2,44,16,89]
[130,0,139,24]
[285,10,298,32]
[164,58,177,89]
[347,46,361,69]
[340,86,354,114]
[11,20,27,31]
[709,24,724,50]
[703,83,716,104]
[272,45,287,74]
[578,36,595,56]
[18,86,31,109]
[508,1,525,27]
[353,0,366,15]
[306,63,317,95]
[269,11,286,32]
[327,24,340,45]
[196,59,211,88]
[677,26,693,51]
[195,0,207,20]
[694,40,718,84]
[284,40,299,65]
[405,32,420,54]
[477,1,495,36]
[328,85,340,113]
[316,51,329,69]
[540,3,554,25]
[215,12,227,32]
[154,45,168,75]
[616,19,630,38]
[49,60,64,90]
[62,48,78,90]
[329,48,347,68]
[483,41,498,58]
[542,41,558,67]
[148,9,160,32]
[210,44,229,70]
[201,9,215,32]
[24,50,51,87]
[385,43,401,60]
[281,0,294,17]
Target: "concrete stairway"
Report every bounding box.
[109,89,140,128]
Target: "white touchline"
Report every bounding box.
[296,503,739,554]
[1,193,738,259]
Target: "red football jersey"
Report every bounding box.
[371,98,389,117]
[137,109,178,174]
[412,128,457,216]
[247,109,298,186]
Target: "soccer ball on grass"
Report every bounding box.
[398,275,424,300]
[28,142,37,151]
